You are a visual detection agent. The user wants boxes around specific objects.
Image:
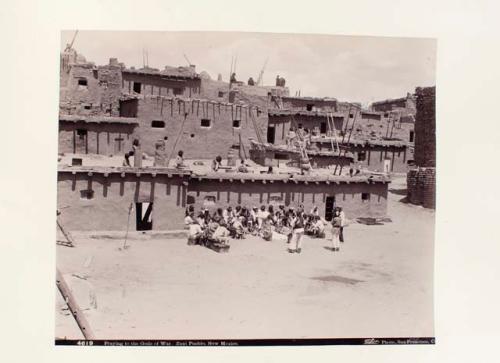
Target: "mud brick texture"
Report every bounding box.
[407,167,436,209]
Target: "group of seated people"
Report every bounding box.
[183,203,329,246]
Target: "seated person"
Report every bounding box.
[212,222,230,244]
[175,150,186,169]
[212,155,223,171]
[230,216,245,239]
[261,215,274,241]
[237,159,249,173]
[184,211,195,227]
[310,216,326,238]
[187,220,204,245]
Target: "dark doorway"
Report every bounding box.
[75,129,87,154]
[409,130,415,142]
[320,122,327,134]
[136,202,153,231]
[119,99,138,117]
[133,82,142,94]
[267,125,275,144]
[325,196,336,221]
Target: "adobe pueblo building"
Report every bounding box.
[57,46,430,231]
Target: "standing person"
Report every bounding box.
[124,139,140,166]
[257,205,270,230]
[331,208,342,252]
[286,127,297,148]
[339,207,346,243]
[289,211,305,254]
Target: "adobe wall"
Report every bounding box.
[57,171,188,231]
[249,148,352,169]
[130,96,268,159]
[187,178,388,220]
[122,72,201,98]
[268,115,344,144]
[349,112,414,143]
[281,98,338,112]
[414,86,436,167]
[200,78,231,101]
[407,86,436,209]
[59,62,123,116]
[58,121,137,155]
[407,167,436,209]
[314,142,410,173]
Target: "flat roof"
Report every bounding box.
[123,67,200,80]
[311,136,408,148]
[58,165,389,184]
[192,171,389,184]
[59,114,139,125]
[58,165,192,177]
[371,97,408,106]
[268,109,344,117]
[281,96,337,102]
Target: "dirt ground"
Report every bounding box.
[55,175,434,340]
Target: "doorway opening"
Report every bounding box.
[267,125,275,144]
[325,196,336,221]
[135,202,153,231]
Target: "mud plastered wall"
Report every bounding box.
[187,179,388,220]
[59,63,122,116]
[407,167,436,209]
[57,172,188,231]
[130,96,268,159]
[414,86,436,167]
[58,121,137,155]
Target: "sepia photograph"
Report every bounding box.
[54,30,436,345]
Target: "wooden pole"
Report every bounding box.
[166,113,188,167]
[57,218,75,247]
[339,109,359,175]
[56,268,95,339]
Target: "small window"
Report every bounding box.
[203,196,216,206]
[361,193,370,201]
[306,104,314,111]
[409,130,415,143]
[200,119,211,128]
[133,82,142,93]
[173,88,184,95]
[349,113,354,118]
[232,120,241,128]
[357,151,366,161]
[76,129,87,139]
[77,78,88,86]
[190,134,195,138]
[80,189,94,200]
[151,120,165,128]
[218,91,224,98]
[164,136,169,140]
[384,113,389,117]
[84,104,91,110]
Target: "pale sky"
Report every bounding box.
[61,31,436,106]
